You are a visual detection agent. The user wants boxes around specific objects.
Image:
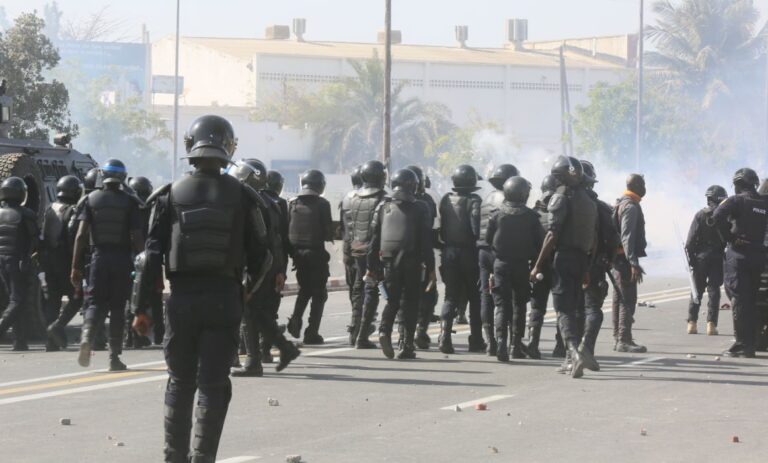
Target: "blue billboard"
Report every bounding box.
[57,40,147,97]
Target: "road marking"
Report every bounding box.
[440,394,514,410]
[217,456,261,462]
[0,360,167,388]
[618,356,666,367]
[0,370,147,396]
[0,374,168,406]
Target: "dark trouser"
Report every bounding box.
[478,247,495,326]
[291,248,330,335]
[164,279,242,463]
[688,253,724,324]
[344,253,358,312]
[611,256,639,344]
[552,250,589,348]
[350,255,372,330]
[46,270,84,328]
[491,259,530,339]
[360,257,382,337]
[378,257,421,343]
[581,266,608,354]
[530,265,552,331]
[246,268,288,357]
[0,255,28,342]
[418,270,438,329]
[83,249,132,356]
[126,278,164,346]
[724,248,766,353]
[440,246,482,340]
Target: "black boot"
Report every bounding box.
[527,324,542,360]
[397,329,417,360]
[438,320,455,354]
[276,338,301,372]
[108,337,127,371]
[510,335,528,359]
[47,321,69,350]
[396,322,405,351]
[552,331,566,358]
[483,323,497,356]
[303,297,326,345]
[78,323,94,367]
[231,319,263,377]
[578,343,600,371]
[495,322,509,362]
[569,341,587,379]
[260,333,274,364]
[556,349,572,374]
[190,406,228,462]
[164,405,192,463]
[347,317,360,346]
[356,307,377,349]
[414,325,431,350]
[379,331,395,359]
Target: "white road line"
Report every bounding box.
[440,394,514,410]
[217,456,261,463]
[618,356,666,367]
[0,360,167,388]
[647,295,691,305]
[0,374,168,406]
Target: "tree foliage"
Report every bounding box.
[0,12,77,139]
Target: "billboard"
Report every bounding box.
[57,40,148,97]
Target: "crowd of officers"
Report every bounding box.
[0,114,767,462]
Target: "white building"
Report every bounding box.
[151,20,634,190]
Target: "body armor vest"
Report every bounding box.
[288,196,325,248]
[380,199,416,257]
[440,193,477,247]
[492,204,540,262]
[731,192,768,246]
[348,190,385,254]
[87,189,134,248]
[44,202,75,249]
[0,206,23,256]
[168,174,244,277]
[478,190,505,246]
[558,187,597,254]
[263,192,286,270]
[694,207,724,254]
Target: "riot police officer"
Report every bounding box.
[476,164,519,356]
[347,160,387,348]
[71,158,144,371]
[530,156,598,379]
[230,159,300,376]
[438,164,484,354]
[367,169,435,359]
[485,176,544,362]
[287,169,334,344]
[43,175,84,351]
[135,115,272,461]
[713,168,768,358]
[0,177,39,351]
[612,174,648,353]
[406,165,439,349]
[685,185,728,336]
[531,174,560,358]
[578,160,620,372]
[341,166,363,338]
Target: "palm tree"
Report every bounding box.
[646,0,768,109]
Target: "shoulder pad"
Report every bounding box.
[145,183,171,205]
[20,206,37,220]
[548,192,566,211]
[240,183,268,209]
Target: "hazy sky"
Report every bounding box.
[4,0,768,46]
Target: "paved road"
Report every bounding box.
[1,277,766,462]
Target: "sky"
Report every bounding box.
[3,0,768,46]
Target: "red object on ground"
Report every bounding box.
[732,436,740,443]
[475,403,487,411]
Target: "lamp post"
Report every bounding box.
[172,0,181,181]
[383,0,392,174]
[636,0,644,173]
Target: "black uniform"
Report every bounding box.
[713,190,768,356]
[685,207,725,325]
[79,187,142,362]
[530,193,556,353]
[368,191,435,359]
[415,190,439,342]
[347,186,387,347]
[0,203,39,348]
[286,193,334,343]
[140,170,270,461]
[438,190,484,352]
[340,189,358,331]
[477,188,505,354]
[42,200,82,349]
[486,202,544,361]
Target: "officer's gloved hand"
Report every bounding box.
[630,265,644,283]
[132,313,152,337]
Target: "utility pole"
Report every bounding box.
[172,0,181,181]
[636,0,644,173]
[383,0,392,174]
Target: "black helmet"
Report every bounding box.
[451,164,480,191]
[503,176,531,204]
[580,160,597,185]
[405,165,425,192]
[231,159,267,191]
[128,176,153,202]
[351,165,363,189]
[300,169,326,195]
[705,185,727,203]
[101,159,127,185]
[56,175,83,202]
[266,170,284,195]
[360,160,387,189]
[391,168,418,195]
[540,174,557,193]
[0,176,27,204]
[733,168,759,189]
[183,114,237,163]
[83,168,99,193]
[551,156,582,187]
[489,164,520,190]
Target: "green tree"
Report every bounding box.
[0,12,76,140]
[253,54,455,171]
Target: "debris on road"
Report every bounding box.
[638,301,648,307]
[59,418,71,426]
[686,354,696,359]
[114,442,124,447]
[732,436,740,443]
[268,398,280,407]
[475,403,488,411]
[714,356,721,361]
[453,405,462,412]
[286,455,302,463]
[488,446,499,454]
[721,304,731,310]
[640,428,647,436]
[647,303,656,308]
